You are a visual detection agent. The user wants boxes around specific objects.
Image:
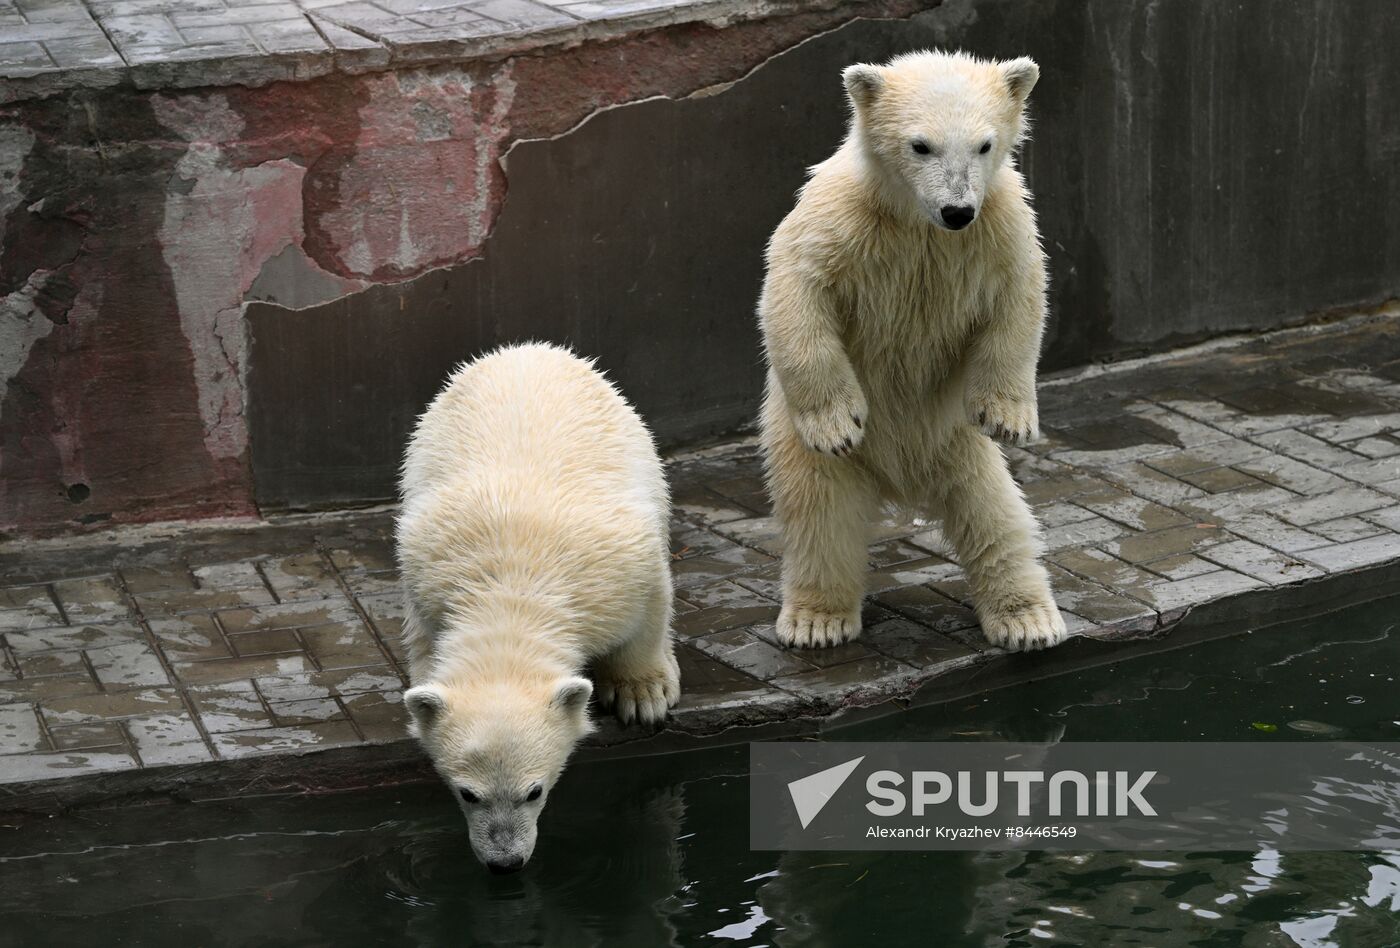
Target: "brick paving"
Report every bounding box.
[6,313,1400,803]
[0,0,792,96]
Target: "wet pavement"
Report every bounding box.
[6,312,1400,808]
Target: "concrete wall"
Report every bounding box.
[3,0,1399,531]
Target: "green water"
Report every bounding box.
[3,598,1400,947]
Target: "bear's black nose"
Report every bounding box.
[940,205,976,230]
[486,856,525,875]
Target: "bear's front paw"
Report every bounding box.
[777,604,862,648]
[969,394,1039,445]
[792,393,868,458]
[980,599,1066,652]
[596,666,680,727]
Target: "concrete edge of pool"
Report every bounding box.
[5,560,1398,817]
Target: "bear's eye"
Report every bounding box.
[911,140,931,156]
[459,787,480,805]
[979,141,992,154]
[525,784,543,802]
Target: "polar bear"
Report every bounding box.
[396,343,680,873]
[759,50,1066,653]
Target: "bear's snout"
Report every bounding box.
[486,855,525,875]
[940,204,976,230]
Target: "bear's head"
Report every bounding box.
[843,50,1039,231]
[404,674,594,874]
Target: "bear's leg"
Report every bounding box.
[594,568,681,726]
[766,401,878,648]
[930,427,1066,652]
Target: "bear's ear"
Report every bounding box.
[842,63,885,110]
[404,683,449,736]
[1001,57,1039,104]
[551,676,593,714]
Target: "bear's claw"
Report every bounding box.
[970,397,1039,445]
[597,667,680,727]
[979,600,1066,652]
[777,605,862,648]
[792,391,868,458]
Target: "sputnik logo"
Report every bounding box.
[787,756,865,829]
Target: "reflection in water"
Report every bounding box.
[3,599,1400,946]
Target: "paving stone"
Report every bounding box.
[191,561,266,590]
[692,627,814,681]
[147,613,231,661]
[126,712,211,766]
[1042,515,1133,552]
[670,483,756,524]
[769,653,917,702]
[87,641,170,689]
[1106,523,1225,565]
[341,690,408,742]
[0,749,137,783]
[6,621,146,655]
[1338,455,1400,486]
[341,570,399,597]
[135,585,276,616]
[1100,462,1208,507]
[41,687,185,725]
[15,648,88,678]
[1177,484,1299,522]
[0,674,100,704]
[254,665,403,702]
[188,682,273,733]
[677,579,773,611]
[1361,506,1400,532]
[1234,454,1347,496]
[1135,569,1265,612]
[1307,517,1386,544]
[860,616,980,667]
[1069,487,1191,532]
[670,546,772,590]
[120,565,196,594]
[173,652,313,686]
[670,527,739,560]
[1226,513,1332,554]
[1250,428,1367,470]
[300,622,387,669]
[1032,501,1098,528]
[1199,539,1323,585]
[0,702,45,754]
[1273,486,1393,526]
[673,602,780,639]
[1045,566,1159,625]
[0,585,62,632]
[50,576,130,623]
[269,696,345,727]
[1303,413,1400,445]
[1178,466,1269,494]
[214,596,360,633]
[1141,554,1219,581]
[227,627,301,657]
[46,720,126,751]
[1300,533,1400,573]
[867,539,935,569]
[1346,436,1400,459]
[260,552,341,601]
[873,585,979,636]
[211,720,360,759]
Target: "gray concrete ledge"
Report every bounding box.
[0,0,876,101]
[8,312,1400,812]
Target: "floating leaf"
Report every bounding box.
[1251,721,1277,732]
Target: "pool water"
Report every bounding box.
[3,598,1399,947]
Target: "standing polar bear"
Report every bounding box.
[397,343,680,873]
[759,50,1066,652]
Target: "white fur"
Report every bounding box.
[397,342,679,871]
[759,50,1066,652]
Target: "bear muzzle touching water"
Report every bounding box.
[759,49,1067,653]
[397,343,680,873]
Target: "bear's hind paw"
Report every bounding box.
[777,605,862,648]
[970,399,1039,445]
[980,600,1066,652]
[598,673,680,727]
